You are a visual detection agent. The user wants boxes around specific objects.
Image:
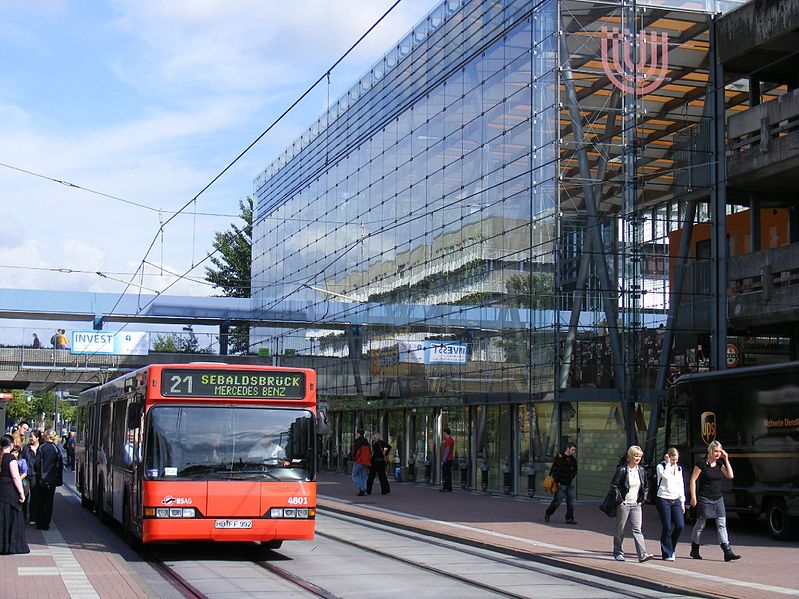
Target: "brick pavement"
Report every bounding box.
[317,471,799,599]
[2,472,176,599]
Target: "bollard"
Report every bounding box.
[526,461,536,498]
[459,457,468,489]
[502,460,511,494]
[408,459,416,482]
[480,460,489,492]
[423,458,431,484]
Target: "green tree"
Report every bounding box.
[5,390,32,422]
[205,197,252,354]
[152,332,210,354]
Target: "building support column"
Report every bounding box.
[560,89,621,390]
[559,37,626,407]
[709,17,728,371]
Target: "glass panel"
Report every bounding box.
[144,406,314,481]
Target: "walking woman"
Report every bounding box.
[689,440,741,561]
[21,430,41,524]
[610,445,654,562]
[0,435,30,554]
[366,432,391,495]
[655,447,685,561]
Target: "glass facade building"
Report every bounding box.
[252,0,750,496]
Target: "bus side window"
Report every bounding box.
[111,399,129,468]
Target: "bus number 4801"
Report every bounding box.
[287,496,308,505]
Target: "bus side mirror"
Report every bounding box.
[127,403,143,430]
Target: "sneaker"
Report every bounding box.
[665,555,675,562]
[544,512,551,523]
[614,554,625,561]
[565,519,577,525]
[639,554,654,563]
[357,491,366,496]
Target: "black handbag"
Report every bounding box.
[599,486,622,518]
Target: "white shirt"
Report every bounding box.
[624,467,641,504]
[247,441,286,463]
[656,461,686,505]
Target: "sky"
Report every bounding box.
[0,0,440,300]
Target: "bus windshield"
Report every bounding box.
[144,406,315,482]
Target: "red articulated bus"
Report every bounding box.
[75,363,317,548]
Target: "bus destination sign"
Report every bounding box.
[161,369,306,399]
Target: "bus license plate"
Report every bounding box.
[214,519,252,529]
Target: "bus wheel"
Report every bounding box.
[766,499,797,540]
[260,540,283,550]
[97,479,110,525]
[123,493,141,549]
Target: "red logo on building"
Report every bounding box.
[600,27,669,96]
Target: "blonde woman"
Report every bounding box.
[689,441,741,561]
[610,445,653,562]
[655,448,685,561]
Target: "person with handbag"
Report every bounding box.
[610,445,654,562]
[34,428,63,530]
[544,441,578,524]
[656,447,685,561]
[366,432,391,495]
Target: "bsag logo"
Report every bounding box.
[600,27,669,96]
[161,496,193,505]
[700,411,716,445]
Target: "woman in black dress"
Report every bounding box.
[366,432,392,495]
[0,434,30,554]
[689,440,741,561]
[20,430,41,524]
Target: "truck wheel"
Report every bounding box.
[766,499,797,540]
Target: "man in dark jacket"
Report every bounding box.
[544,441,578,524]
[34,428,63,530]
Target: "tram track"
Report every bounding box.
[65,479,339,598]
[317,510,695,599]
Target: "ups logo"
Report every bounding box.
[700,411,716,445]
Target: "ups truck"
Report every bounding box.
[664,362,799,539]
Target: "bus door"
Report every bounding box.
[127,396,144,533]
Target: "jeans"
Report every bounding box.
[656,497,684,558]
[691,497,729,546]
[352,463,369,493]
[614,503,648,559]
[442,460,453,491]
[546,481,575,521]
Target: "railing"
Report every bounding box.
[727,88,799,163]
[728,243,799,298]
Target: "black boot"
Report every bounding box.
[721,544,741,562]
[690,542,702,560]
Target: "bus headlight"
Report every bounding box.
[269,507,314,519]
[153,507,196,518]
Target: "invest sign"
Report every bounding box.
[601,27,669,96]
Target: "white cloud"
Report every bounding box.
[0,0,441,296]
